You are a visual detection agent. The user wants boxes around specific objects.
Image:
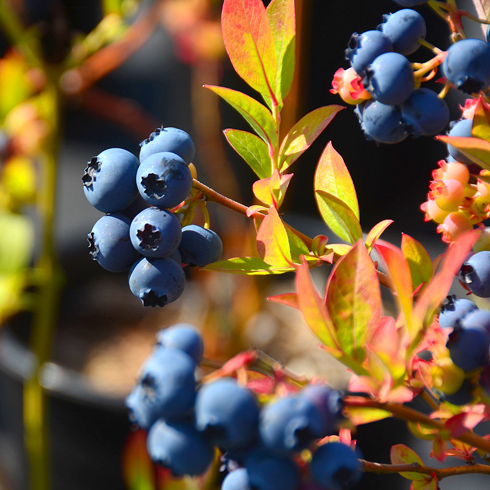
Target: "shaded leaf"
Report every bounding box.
[316,191,362,244]
[296,257,341,352]
[436,135,490,170]
[411,477,438,490]
[314,142,359,220]
[401,233,433,290]
[221,0,278,106]
[224,129,271,179]
[390,444,424,481]
[205,85,277,147]
[266,0,296,108]
[279,106,344,171]
[325,241,382,361]
[122,430,155,490]
[256,206,292,267]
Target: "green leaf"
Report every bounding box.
[205,85,277,148]
[224,129,271,178]
[325,241,382,361]
[436,135,490,170]
[365,219,393,251]
[344,405,392,425]
[0,212,33,273]
[266,0,296,108]
[205,256,295,275]
[411,478,438,490]
[390,444,425,481]
[279,106,344,171]
[296,257,341,352]
[401,233,433,289]
[472,97,490,141]
[221,0,278,108]
[315,191,362,244]
[256,206,292,267]
[315,141,359,219]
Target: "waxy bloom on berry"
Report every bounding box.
[330,67,371,105]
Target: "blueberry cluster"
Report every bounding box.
[333,4,490,144]
[126,324,362,490]
[82,127,223,307]
[434,252,490,404]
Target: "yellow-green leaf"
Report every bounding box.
[390,444,425,481]
[472,97,490,142]
[401,233,433,289]
[436,135,490,170]
[204,256,295,275]
[256,207,292,267]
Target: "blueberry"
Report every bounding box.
[259,395,327,454]
[244,451,301,490]
[357,100,408,144]
[447,325,490,371]
[459,251,490,298]
[222,468,252,490]
[87,214,140,272]
[443,378,475,406]
[345,30,393,77]
[365,52,414,105]
[128,346,196,423]
[443,39,490,94]
[460,309,490,335]
[147,419,214,477]
[155,323,204,364]
[129,256,185,307]
[178,224,223,267]
[446,118,474,164]
[311,442,362,490]
[401,88,450,137]
[140,127,196,164]
[82,148,139,213]
[137,152,193,208]
[130,207,182,258]
[195,378,260,450]
[438,295,478,329]
[301,384,344,435]
[379,9,426,56]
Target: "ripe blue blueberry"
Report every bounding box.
[129,256,185,307]
[179,224,223,267]
[155,323,204,364]
[443,38,490,94]
[401,88,450,137]
[446,118,474,165]
[345,30,393,77]
[130,207,182,258]
[221,468,252,490]
[147,419,215,477]
[447,325,490,371]
[195,378,260,450]
[438,295,478,329]
[443,378,475,406]
[259,395,327,454]
[460,309,490,335]
[365,52,415,105]
[129,346,196,422]
[459,251,490,298]
[245,451,301,490]
[301,384,344,435]
[140,127,196,165]
[137,152,193,208]
[356,100,408,144]
[82,148,139,213]
[311,442,362,490]
[379,9,426,55]
[87,213,139,272]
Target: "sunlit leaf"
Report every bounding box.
[401,234,433,290]
[365,219,393,251]
[344,403,392,425]
[472,96,490,141]
[390,444,425,481]
[325,241,381,361]
[296,257,341,352]
[205,85,277,147]
[316,191,362,244]
[221,0,278,107]
[0,212,33,273]
[436,135,490,170]
[267,292,298,308]
[224,129,271,179]
[279,106,344,171]
[204,256,295,275]
[266,0,296,108]
[256,206,292,267]
[253,170,292,208]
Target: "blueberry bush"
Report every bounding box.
[4,0,490,489]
